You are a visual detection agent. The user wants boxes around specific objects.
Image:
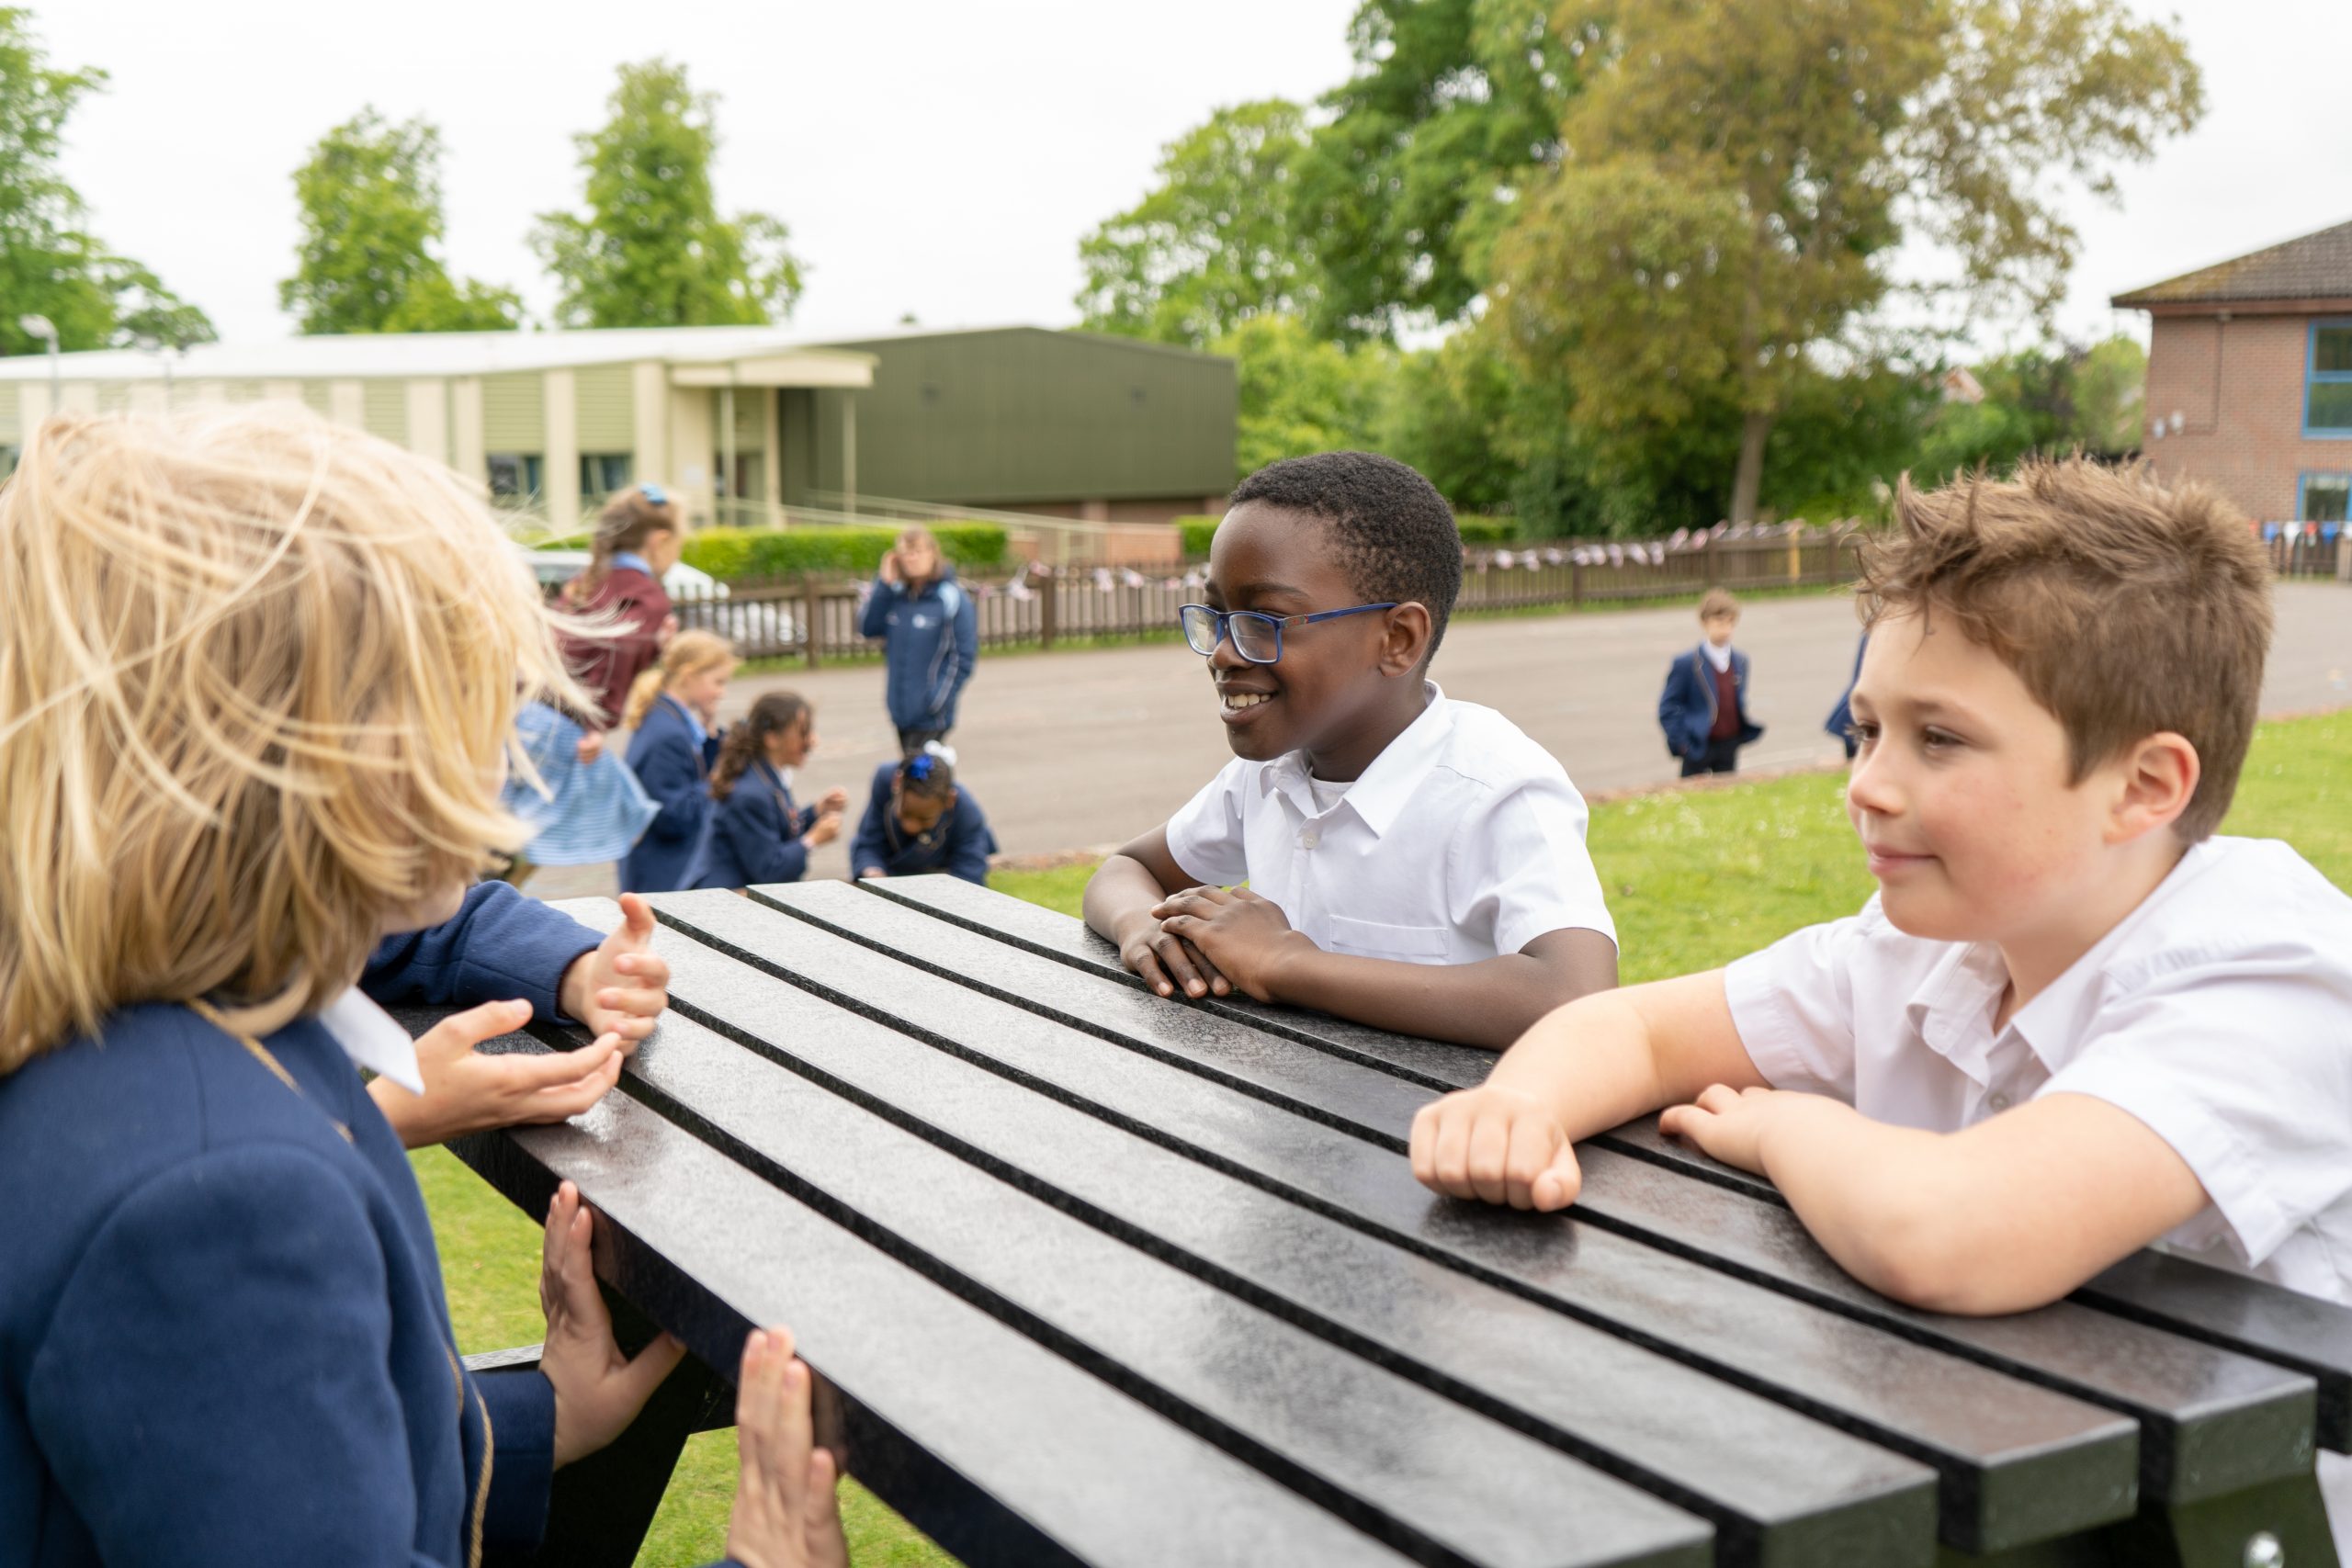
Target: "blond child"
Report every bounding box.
[622,629,737,893]
[0,409,841,1567]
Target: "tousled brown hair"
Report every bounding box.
[1855,458,2273,841]
[711,692,810,801]
[571,485,681,599]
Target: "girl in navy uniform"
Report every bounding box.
[0,407,841,1568]
[850,743,999,885]
[690,692,850,890]
[620,631,734,894]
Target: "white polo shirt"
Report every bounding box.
[1724,836,2352,1303]
[1163,682,1617,964]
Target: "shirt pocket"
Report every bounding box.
[1326,914,1452,964]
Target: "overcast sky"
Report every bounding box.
[37,0,2351,355]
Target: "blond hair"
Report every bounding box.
[622,629,735,730]
[1857,457,2273,841]
[0,407,582,1071]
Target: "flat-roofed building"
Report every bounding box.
[0,323,1237,534]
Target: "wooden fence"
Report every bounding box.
[668,525,1870,667]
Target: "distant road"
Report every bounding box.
[527,581,2352,897]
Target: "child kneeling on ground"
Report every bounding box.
[0,409,842,1568]
[1083,451,1619,1049]
[691,692,849,890]
[1414,460,2352,1306]
[851,743,999,885]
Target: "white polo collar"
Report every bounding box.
[318,987,426,1094]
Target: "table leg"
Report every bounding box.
[1936,1473,2338,1568]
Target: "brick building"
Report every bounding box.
[2112,217,2352,525]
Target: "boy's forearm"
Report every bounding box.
[1484,971,1758,1139]
[1757,1100,1962,1303]
[1082,853,1169,944]
[1264,932,1615,1051]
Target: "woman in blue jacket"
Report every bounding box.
[620,631,734,894]
[690,693,850,890]
[850,744,999,885]
[860,527,978,754]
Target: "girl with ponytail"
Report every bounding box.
[620,631,737,894]
[561,483,683,729]
[688,693,850,890]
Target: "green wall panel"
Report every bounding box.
[482,372,545,452]
[575,364,634,450]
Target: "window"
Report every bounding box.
[0,444,17,481]
[580,452,633,498]
[2310,321,2352,435]
[2301,473,2351,524]
[486,453,544,502]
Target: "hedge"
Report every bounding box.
[1176,511,1516,559]
[681,523,1009,582]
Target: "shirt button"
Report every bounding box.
[1987,1092,2011,1112]
[1300,829,1320,850]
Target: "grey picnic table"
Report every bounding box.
[422,875,2350,1568]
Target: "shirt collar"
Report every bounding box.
[661,692,707,748]
[317,987,425,1094]
[1260,681,1453,839]
[2003,840,2218,1070]
[1900,940,2012,1086]
[611,550,653,576]
[1702,640,1734,672]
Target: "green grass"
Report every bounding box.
[425,709,2352,1563]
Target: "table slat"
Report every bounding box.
[686,890,2139,1553]
[639,893,1937,1568]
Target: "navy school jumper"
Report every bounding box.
[1657,643,1764,761]
[0,882,700,1568]
[688,757,820,889]
[846,760,999,885]
[623,694,721,894]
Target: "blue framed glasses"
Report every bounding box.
[1178,601,1397,665]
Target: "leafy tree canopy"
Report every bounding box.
[0,8,212,356]
[1216,314,1394,478]
[1077,100,1314,349]
[280,109,523,334]
[532,60,804,329]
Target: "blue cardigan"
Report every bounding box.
[623,694,719,894]
[689,758,819,889]
[859,570,978,733]
[0,882,606,1568]
[1657,644,1764,760]
[847,761,998,885]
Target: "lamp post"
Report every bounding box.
[17,314,60,404]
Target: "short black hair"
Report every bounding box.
[1227,451,1463,660]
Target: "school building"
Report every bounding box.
[0,323,1238,533]
[2112,216,2352,525]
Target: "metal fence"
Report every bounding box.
[667,524,1870,667]
[2261,523,2345,580]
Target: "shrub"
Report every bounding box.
[681,523,1010,581]
[1175,514,1223,558]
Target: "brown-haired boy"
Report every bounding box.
[1657,587,1763,775]
[1413,459,2352,1330]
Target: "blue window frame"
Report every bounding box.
[2308,320,2352,436]
[2301,471,2351,524]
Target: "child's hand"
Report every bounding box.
[540,1181,690,1468]
[727,1325,850,1568]
[657,613,681,648]
[1150,886,1306,1004]
[560,893,672,1051]
[804,811,843,849]
[1657,1083,1794,1176]
[1410,1085,1584,1211]
[371,1003,628,1148]
[575,729,606,764]
[817,786,850,815]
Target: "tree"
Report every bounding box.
[0,9,211,356]
[532,61,804,329]
[1216,315,1393,479]
[1488,0,2200,522]
[280,109,522,334]
[1077,100,1315,349]
[1293,0,1580,341]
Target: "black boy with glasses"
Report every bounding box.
[1081,452,1619,1050]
